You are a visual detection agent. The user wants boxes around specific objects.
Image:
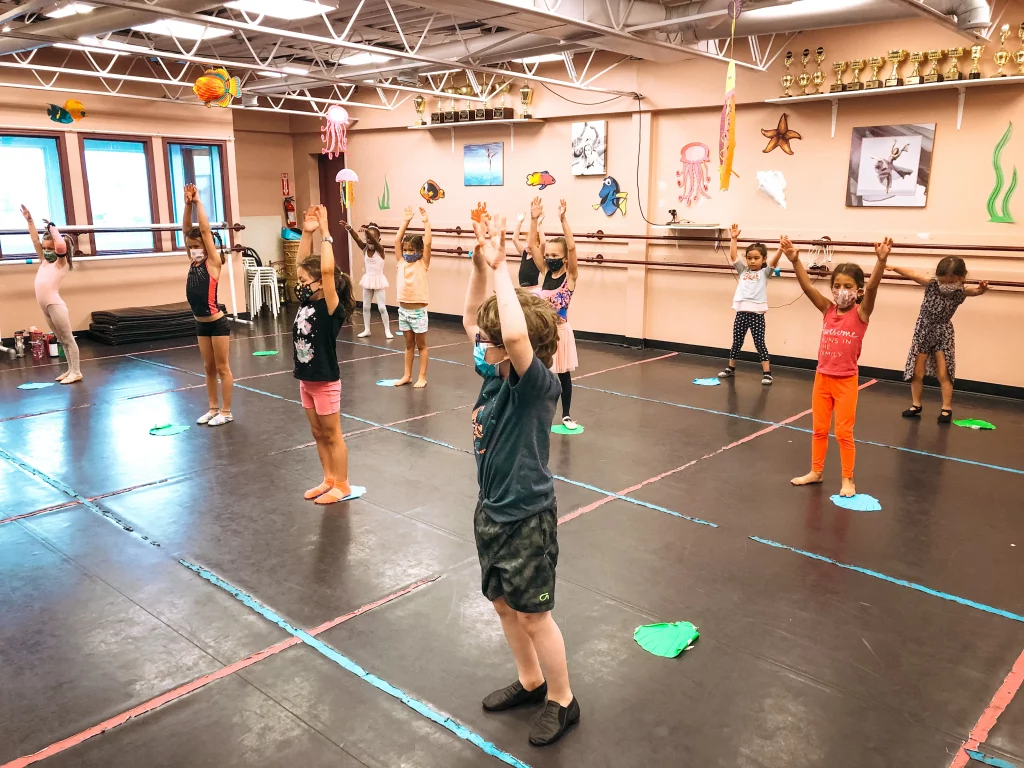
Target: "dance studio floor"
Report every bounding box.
[2,313,1022,768]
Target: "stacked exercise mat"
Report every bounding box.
[88,302,227,345]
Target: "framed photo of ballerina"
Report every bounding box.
[571,120,606,176]
[847,124,935,207]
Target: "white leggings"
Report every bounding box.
[362,288,390,332]
[42,302,81,376]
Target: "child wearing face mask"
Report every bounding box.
[887,257,989,423]
[528,197,580,431]
[393,206,431,387]
[782,234,892,498]
[463,211,580,749]
[718,223,783,384]
[512,210,542,288]
[182,184,233,426]
[344,219,393,340]
[22,206,82,383]
[294,206,358,504]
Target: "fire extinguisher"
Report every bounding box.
[283,196,297,229]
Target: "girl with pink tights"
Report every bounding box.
[22,205,82,384]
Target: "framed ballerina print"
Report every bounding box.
[847,124,935,207]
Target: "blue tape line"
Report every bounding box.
[0,446,161,546]
[553,474,718,528]
[180,560,532,768]
[127,355,204,376]
[966,749,1019,768]
[749,536,1024,624]
[576,384,777,427]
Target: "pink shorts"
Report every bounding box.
[299,379,341,415]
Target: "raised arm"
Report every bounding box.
[481,215,534,376]
[316,205,340,315]
[181,186,194,244]
[420,207,432,269]
[464,215,492,343]
[768,243,784,270]
[728,223,742,271]
[512,213,525,255]
[558,199,578,287]
[885,264,930,286]
[965,280,990,297]
[192,190,219,261]
[298,206,318,262]
[859,237,891,321]
[395,206,413,255]
[782,236,831,314]
[528,196,544,272]
[344,221,366,251]
[20,205,44,260]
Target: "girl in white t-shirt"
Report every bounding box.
[718,224,783,385]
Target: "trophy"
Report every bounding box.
[429,94,442,124]
[848,59,866,91]
[865,56,885,89]
[830,61,848,93]
[519,83,534,120]
[458,81,474,122]
[781,51,795,96]
[413,94,427,126]
[811,46,826,93]
[489,81,514,119]
[443,87,458,123]
[946,47,965,80]
[923,50,946,83]
[884,49,907,86]
[798,48,811,95]
[968,44,984,79]
[475,96,489,121]
[1015,24,1024,75]
[993,23,1011,76]
[905,51,925,85]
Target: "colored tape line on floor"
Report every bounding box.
[179,560,532,768]
[965,750,1018,768]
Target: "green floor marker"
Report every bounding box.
[551,424,585,435]
[252,350,279,357]
[953,418,996,430]
[633,622,700,659]
[149,424,191,436]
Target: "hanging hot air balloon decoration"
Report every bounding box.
[193,67,241,108]
[336,169,358,211]
[322,104,350,159]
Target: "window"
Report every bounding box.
[82,138,154,252]
[0,135,67,257]
[168,143,225,248]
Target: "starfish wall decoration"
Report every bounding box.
[762,113,802,154]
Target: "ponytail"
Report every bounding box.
[299,255,357,322]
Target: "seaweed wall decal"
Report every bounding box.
[987,122,1017,224]
[377,175,390,210]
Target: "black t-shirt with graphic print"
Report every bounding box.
[293,297,343,382]
[472,355,561,523]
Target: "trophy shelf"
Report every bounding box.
[408,118,545,152]
[766,74,1024,135]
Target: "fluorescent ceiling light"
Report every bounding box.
[282,65,309,75]
[132,19,233,40]
[339,52,393,66]
[513,53,564,64]
[741,0,872,20]
[224,0,332,20]
[258,71,287,77]
[76,35,151,53]
[44,3,94,18]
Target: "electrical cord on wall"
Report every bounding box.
[540,82,627,106]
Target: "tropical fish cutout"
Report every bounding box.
[46,99,86,124]
[420,180,445,203]
[526,170,556,190]
[594,176,627,216]
[193,67,241,108]
[719,60,737,190]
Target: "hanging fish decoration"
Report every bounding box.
[594,176,628,216]
[46,99,87,124]
[193,67,241,108]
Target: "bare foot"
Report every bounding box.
[791,471,823,486]
[59,374,82,385]
[413,379,428,389]
[839,478,856,497]
[393,377,412,387]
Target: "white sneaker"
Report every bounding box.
[197,410,219,425]
[562,416,579,431]
[357,329,371,338]
[208,412,233,426]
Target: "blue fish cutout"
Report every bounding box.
[46,104,74,124]
[594,176,628,216]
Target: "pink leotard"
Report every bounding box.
[35,257,68,311]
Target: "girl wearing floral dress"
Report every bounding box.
[888,256,989,423]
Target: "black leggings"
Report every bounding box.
[558,371,572,418]
[730,312,770,362]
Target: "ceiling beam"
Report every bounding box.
[884,0,990,42]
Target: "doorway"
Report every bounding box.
[316,153,351,273]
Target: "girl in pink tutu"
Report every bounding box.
[345,220,392,339]
[528,197,579,431]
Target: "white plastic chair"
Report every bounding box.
[249,266,280,318]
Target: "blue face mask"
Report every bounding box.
[474,342,500,378]
[403,251,422,263]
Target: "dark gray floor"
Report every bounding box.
[1,313,1022,768]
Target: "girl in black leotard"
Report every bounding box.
[512,211,541,288]
[183,183,233,427]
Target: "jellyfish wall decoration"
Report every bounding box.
[336,168,358,211]
[677,142,712,206]
[322,104,350,158]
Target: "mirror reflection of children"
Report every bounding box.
[718,223,783,385]
[887,256,989,423]
[344,220,393,340]
[393,206,431,387]
[784,235,891,497]
[22,205,81,384]
[463,210,580,748]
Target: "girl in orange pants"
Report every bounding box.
[780,234,892,497]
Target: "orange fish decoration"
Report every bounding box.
[470,202,488,223]
[193,67,241,108]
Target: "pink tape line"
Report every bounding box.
[948,646,1024,768]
